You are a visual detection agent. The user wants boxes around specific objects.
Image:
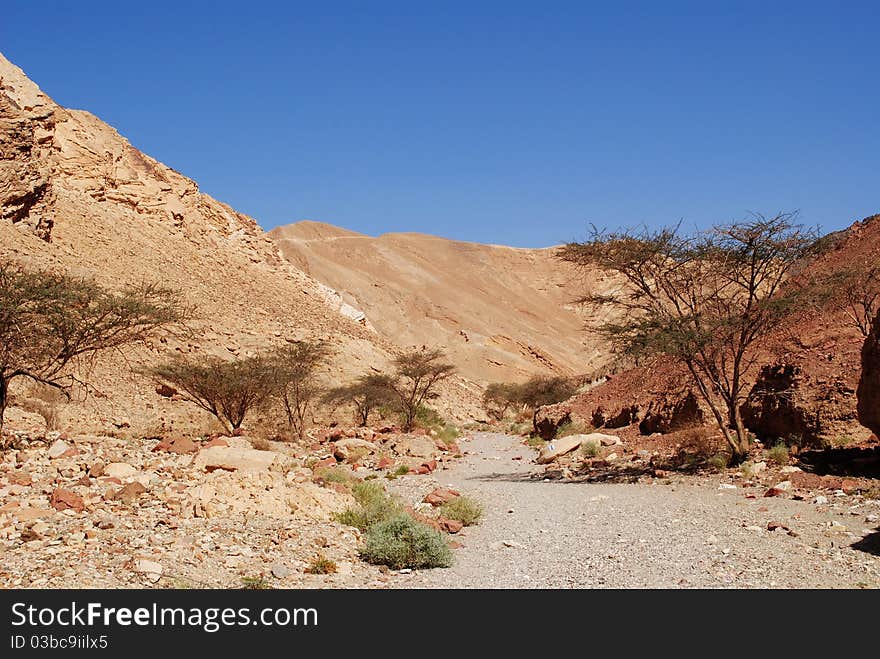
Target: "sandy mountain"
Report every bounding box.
[0,52,481,432]
[270,221,609,383]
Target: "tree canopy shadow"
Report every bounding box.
[797,446,880,479]
[851,526,880,556]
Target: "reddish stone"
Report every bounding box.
[88,462,105,477]
[376,456,394,469]
[330,483,349,495]
[99,477,122,485]
[446,443,461,454]
[61,447,79,458]
[50,488,84,512]
[423,487,460,506]
[167,436,198,454]
[438,517,464,534]
[111,481,147,505]
[76,476,91,487]
[789,472,823,490]
[9,471,32,486]
[421,460,438,473]
[763,487,786,498]
[202,438,229,449]
[414,465,431,475]
[767,521,789,532]
[448,541,464,549]
[313,457,337,471]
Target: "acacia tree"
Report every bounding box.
[559,213,816,462]
[388,348,456,432]
[323,373,395,426]
[0,261,188,434]
[482,382,519,420]
[825,264,880,337]
[269,341,330,441]
[150,355,273,433]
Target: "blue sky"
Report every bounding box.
[2,1,878,247]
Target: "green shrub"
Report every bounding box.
[436,424,461,445]
[335,482,402,531]
[708,453,729,470]
[765,443,789,466]
[360,514,453,569]
[384,464,411,480]
[241,575,271,589]
[314,465,358,485]
[580,440,600,458]
[438,496,483,526]
[526,435,546,448]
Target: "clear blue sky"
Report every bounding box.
[3,1,877,247]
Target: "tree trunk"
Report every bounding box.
[0,376,8,436]
[730,401,750,463]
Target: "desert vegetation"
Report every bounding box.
[0,260,189,436]
[386,348,456,432]
[559,213,819,462]
[482,375,577,423]
[323,373,395,426]
[268,341,331,441]
[150,355,273,433]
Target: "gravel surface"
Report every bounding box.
[396,433,880,588]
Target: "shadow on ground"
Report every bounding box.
[851,527,880,556]
[798,446,880,479]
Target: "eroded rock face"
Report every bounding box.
[741,363,860,446]
[0,62,56,240]
[638,392,704,435]
[857,311,880,436]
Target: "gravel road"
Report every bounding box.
[395,433,880,588]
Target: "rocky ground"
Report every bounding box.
[2,427,878,589]
[0,426,460,589]
[397,433,880,588]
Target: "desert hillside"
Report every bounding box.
[0,52,481,432]
[270,221,609,383]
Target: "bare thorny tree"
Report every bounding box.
[270,341,331,441]
[0,261,190,437]
[825,264,880,337]
[388,348,456,432]
[559,213,817,462]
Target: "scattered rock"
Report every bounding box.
[104,463,138,480]
[438,517,463,534]
[50,488,84,513]
[423,488,460,506]
[333,438,377,462]
[718,484,737,490]
[47,440,71,459]
[535,435,583,464]
[154,436,198,454]
[270,563,289,579]
[767,521,790,532]
[394,435,436,458]
[111,482,147,505]
[780,465,802,474]
[194,446,277,473]
[813,495,828,505]
[133,558,163,583]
